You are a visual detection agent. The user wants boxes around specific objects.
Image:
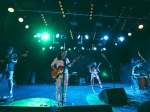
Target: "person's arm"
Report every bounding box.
[11,59,17,64]
[89,69,92,73]
[10,54,17,64]
[66,58,76,67]
[51,58,57,71]
[132,67,140,77]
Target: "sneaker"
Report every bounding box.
[63,98,67,103]
[9,93,13,98]
[55,102,61,107]
[100,85,103,89]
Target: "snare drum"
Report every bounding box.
[137,77,148,90]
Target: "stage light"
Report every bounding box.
[74,47,76,50]
[25,25,29,29]
[42,47,45,50]
[8,8,14,12]
[41,32,50,41]
[60,46,63,49]
[68,48,71,50]
[85,35,89,39]
[128,32,131,36]
[18,17,23,22]
[115,43,118,45]
[56,34,60,38]
[103,48,106,51]
[82,47,84,50]
[77,35,80,39]
[37,33,41,37]
[119,37,124,42]
[138,24,143,29]
[104,36,108,40]
[93,47,97,50]
[34,35,36,38]
[101,71,108,77]
[49,46,52,49]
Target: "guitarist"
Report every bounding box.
[51,49,76,106]
[0,47,17,98]
[87,62,103,88]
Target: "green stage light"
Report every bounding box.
[42,47,45,50]
[37,33,41,37]
[41,32,50,41]
[101,71,108,77]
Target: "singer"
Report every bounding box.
[87,62,103,88]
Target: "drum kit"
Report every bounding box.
[133,72,150,94]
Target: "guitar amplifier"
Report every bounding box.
[68,72,77,85]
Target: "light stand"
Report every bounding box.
[101,54,117,88]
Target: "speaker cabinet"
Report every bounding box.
[68,72,77,85]
[0,106,50,112]
[60,105,113,112]
[98,88,127,106]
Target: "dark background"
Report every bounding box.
[0,0,150,85]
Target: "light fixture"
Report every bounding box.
[128,33,132,36]
[104,36,108,40]
[25,25,29,29]
[8,8,14,12]
[138,24,143,29]
[119,37,124,42]
[18,17,23,22]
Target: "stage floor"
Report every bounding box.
[0,83,150,112]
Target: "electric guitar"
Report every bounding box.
[51,54,84,79]
[91,62,102,77]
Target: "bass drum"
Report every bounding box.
[137,77,148,90]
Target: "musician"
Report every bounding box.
[51,49,76,106]
[87,62,103,88]
[131,59,146,89]
[0,47,17,98]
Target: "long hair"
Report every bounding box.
[57,49,67,60]
[87,62,96,69]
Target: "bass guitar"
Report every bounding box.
[0,54,27,69]
[51,54,84,79]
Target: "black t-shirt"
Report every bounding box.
[0,52,17,71]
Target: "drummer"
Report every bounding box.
[131,59,147,90]
[132,59,146,78]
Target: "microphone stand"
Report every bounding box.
[101,54,117,88]
[61,68,65,106]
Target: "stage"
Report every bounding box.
[0,83,150,112]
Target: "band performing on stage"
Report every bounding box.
[0,47,150,111]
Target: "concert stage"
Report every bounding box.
[0,83,150,112]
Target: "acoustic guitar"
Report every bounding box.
[51,54,84,79]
